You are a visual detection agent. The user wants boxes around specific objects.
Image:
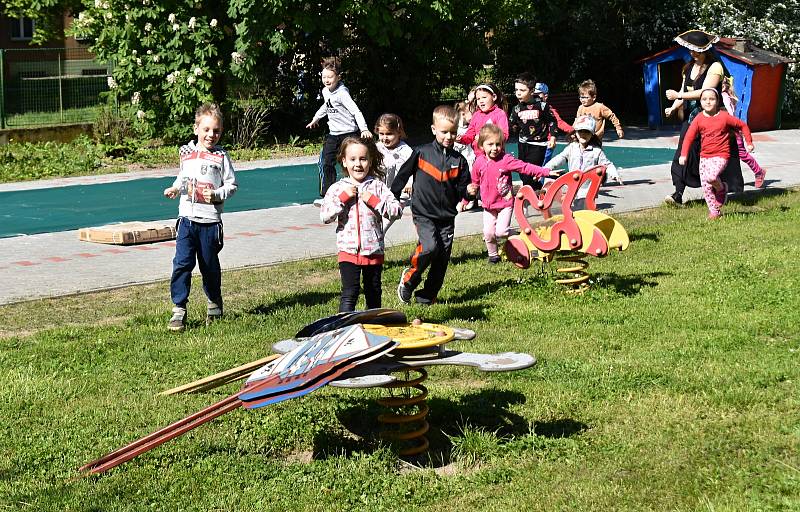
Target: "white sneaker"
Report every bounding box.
[313,198,324,207]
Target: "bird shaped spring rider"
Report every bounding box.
[79,309,536,474]
[504,165,630,292]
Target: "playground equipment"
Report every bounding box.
[504,165,630,292]
[80,309,535,474]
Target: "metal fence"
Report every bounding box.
[0,47,113,129]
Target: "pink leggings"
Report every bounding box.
[699,156,727,215]
[483,207,514,257]
[736,132,763,177]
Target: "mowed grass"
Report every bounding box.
[1,190,799,511]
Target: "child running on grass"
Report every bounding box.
[544,115,622,211]
[469,124,553,263]
[393,105,473,305]
[721,78,767,188]
[679,87,754,219]
[306,57,372,205]
[163,103,238,332]
[320,137,403,312]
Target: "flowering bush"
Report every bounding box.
[70,0,232,138]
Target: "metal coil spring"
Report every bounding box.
[554,253,590,293]
[376,368,430,456]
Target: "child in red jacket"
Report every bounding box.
[679,88,754,219]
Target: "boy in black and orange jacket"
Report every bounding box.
[391,105,473,305]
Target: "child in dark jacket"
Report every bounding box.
[392,105,473,305]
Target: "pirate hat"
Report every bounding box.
[674,30,719,52]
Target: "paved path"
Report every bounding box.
[2,128,798,305]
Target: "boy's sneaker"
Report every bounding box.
[397,268,412,304]
[664,192,683,207]
[488,255,501,264]
[168,306,186,332]
[754,169,767,188]
[312,198,324,207]
[206,301,223,325]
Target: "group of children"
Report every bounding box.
[162,54,756,329]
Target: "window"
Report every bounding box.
[10,17,35,41]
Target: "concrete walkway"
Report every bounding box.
[2,127,798,305]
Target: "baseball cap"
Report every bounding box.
[533,83,549,94]
[572,115,596,133]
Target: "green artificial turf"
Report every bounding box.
[1,190,799,511]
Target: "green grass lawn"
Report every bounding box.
[1,191,799,511]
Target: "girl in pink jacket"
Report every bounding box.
[468,124,553,263]
[456,83,509,154]
[320,137,403,311]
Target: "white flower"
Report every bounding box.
[166,71,179,83]
[136,58,142,65]
[144,22,152,31]
[102,2,109,8]
[142,0,149,4]
[94,0,101,6]
[136,110,145,120]
[78,12,85,20]
[105,12,112,19]
[209,18,217,28]
[172,23,180,31]
[231,51,245,64]
[168,13,176,23]
[193,67,203,76]
[132,91,141,105]
[146,49,152,55]
[188,17,196,29]
[187,75,196,84]
[107,76,117,89]
[131,49,137,55]
[153,54,160,62]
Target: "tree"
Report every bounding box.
[1,0,82,44]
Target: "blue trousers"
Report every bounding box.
[170,218,224,309]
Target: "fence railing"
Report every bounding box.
[0,47,113,129]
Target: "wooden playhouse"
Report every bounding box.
[637,37,792,131]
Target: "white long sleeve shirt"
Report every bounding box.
[311,82,368,135]
[172,140,237,222]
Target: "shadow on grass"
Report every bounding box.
[314,388,583,468]
[246,290,339,316]
[629,232,659,243]
[532,418,589,438]
[595,271,670,296]
[732,187,790,207]
[445,277,537,304]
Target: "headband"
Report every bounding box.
[475,84,496,96]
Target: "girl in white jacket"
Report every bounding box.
[320,137,403,312]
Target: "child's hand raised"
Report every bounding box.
[342,185,358,201]
[359,130,373,139]
[164,186,179,199]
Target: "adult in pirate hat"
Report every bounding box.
[663,30,744,206]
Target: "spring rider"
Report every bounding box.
[504,165,630,291]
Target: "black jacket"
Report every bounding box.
[509,99,557,144]
[391,140,471,221]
